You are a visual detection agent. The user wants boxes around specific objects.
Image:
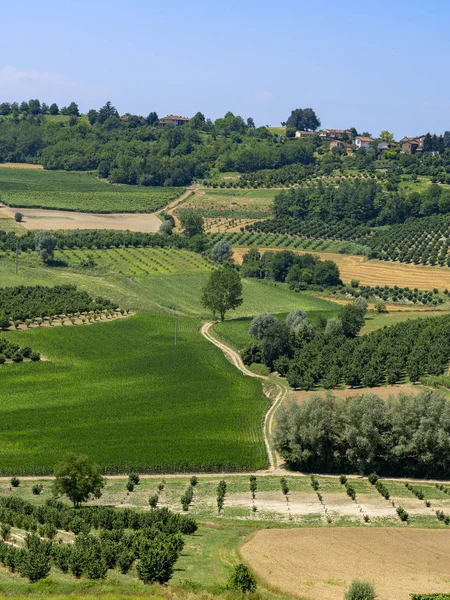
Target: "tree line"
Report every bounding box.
[241,249,342,290]
[0,102,317,186]
[274,390,450,478]
[243,306,450,389]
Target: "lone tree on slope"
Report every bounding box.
[201,264,243,321]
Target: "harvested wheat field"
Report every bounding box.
[1,205,162,232]
[240,528,450,600]
[0,162,43,169]
[291,384,420,405]
[234,247,450,291]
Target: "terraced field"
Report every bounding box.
[0,167,183,213]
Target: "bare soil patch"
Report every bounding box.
[234,247,450,291]
[240,527,450,600]
[0,205,162,232]
[0,162,43,169]
[291,384,419,405]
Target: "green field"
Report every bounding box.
[0,313,267,474]
[175,188,277,219]
[0,168,184,213]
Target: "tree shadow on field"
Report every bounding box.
[46,258,68,268]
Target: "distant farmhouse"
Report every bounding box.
[295,130,317,138]
[355,135,374,149]
[319,129,352,141]
[159,115,190,126]
[400,135,425,153]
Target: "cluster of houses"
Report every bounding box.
[150,116,428,155]
[295,128,425,154]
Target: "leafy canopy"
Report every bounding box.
[52,453,106,508]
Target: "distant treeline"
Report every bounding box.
[0,102,317,186]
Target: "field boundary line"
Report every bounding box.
[200,321,286,470]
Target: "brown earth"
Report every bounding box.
[240,527,450,600]
[234,247,450,291]
[291,384,420,405]
[0,205,162,233]
[0,162,43,169]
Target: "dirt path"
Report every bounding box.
[156,186,197,229]
[200,321,287,470]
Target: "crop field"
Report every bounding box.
[55,246,214,276]
[0,314,267,474]
[175,189,276,220]
[241,528,450,600]
[0,168,184,213]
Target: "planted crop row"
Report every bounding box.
[0,168,184,213]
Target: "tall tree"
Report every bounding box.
[201,264,243,321]
[147,111,159,125]
[49,103,59,115]
[52,453,106,508]
[35,231,56,262]
[286,108,320,131]
[179,210,204,238]
[379,130,394,142]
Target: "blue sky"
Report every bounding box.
[1,0,449,137]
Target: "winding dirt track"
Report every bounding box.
[200,321,287,470]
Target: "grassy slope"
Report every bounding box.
[0,168,183,213]
[0,314,267,474]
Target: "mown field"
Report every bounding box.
[0,313,266,474]
[0,168,183,213]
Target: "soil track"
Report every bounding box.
[240,527,450,600]
[234,247,450,291]
[200,322,287,470]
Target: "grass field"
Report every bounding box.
[0,168,183,213]
[175,189,276,220]
[0,313,267,474]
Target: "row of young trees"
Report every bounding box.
[274,390,450,477]
[0,285,117,321]
[243,306,450,390]
[0,336,40,363]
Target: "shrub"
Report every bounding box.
[126,481,134,492]
[396,506,409,522]
[136,542,178,584]
[128,472,140,485]
[14,212,23,223]
[149,494,159,509]
[19,534,52,583]
[10,477,20,488]
[345,580,376,600]
[32,484,43,496]
[368,472,378,485]
[227,563,257,593]
[280,477,289,496]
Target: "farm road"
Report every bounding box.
[200,321,287,470]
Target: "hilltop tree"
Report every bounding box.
[98,101,119,124]
[201,264,243,321]
[35,231,56,262]
[52,453,106,508]
[49,103,59,115]
[379,130,394,142]
[87,109,99,125]
[66,102,80,117]
[147,111,159,125]
[286,108,320,131]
